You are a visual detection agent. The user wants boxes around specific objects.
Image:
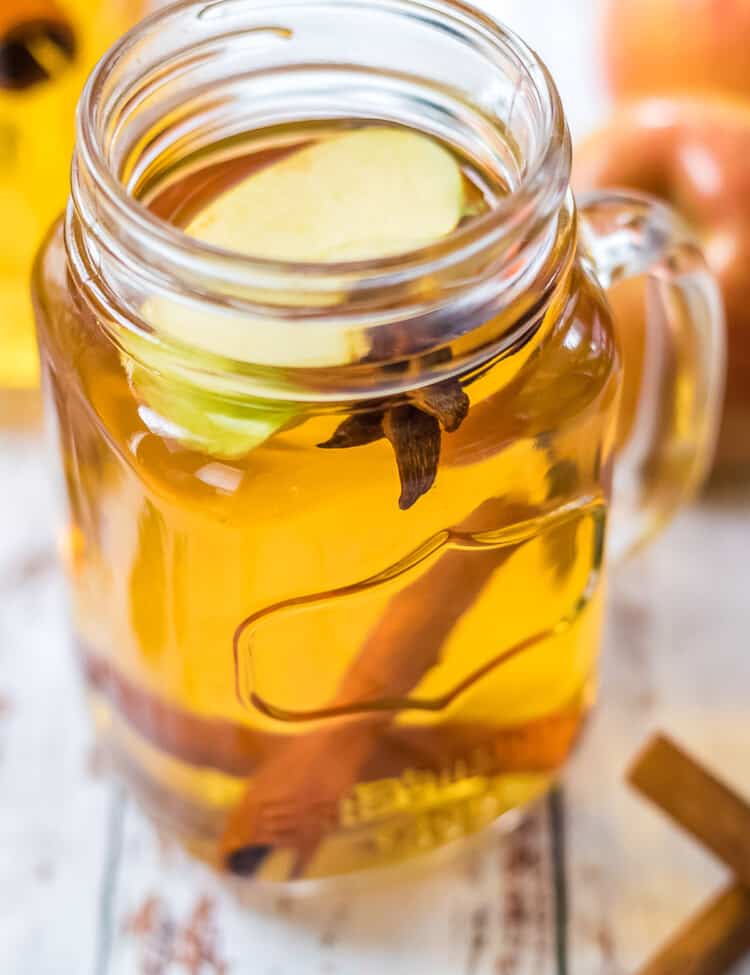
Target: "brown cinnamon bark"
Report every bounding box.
[389,703,585,776]
[81,651,277,776]
[629,734,750,886]
[220,499,554,875]
[82,645,583,780]
[630,735,750,975]
[638,884,750,975]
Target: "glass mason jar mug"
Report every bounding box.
[33,0,725,882]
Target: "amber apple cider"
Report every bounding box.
[34,119,619,880]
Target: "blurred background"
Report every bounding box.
[0,0,150,420]
[1,1,748,973]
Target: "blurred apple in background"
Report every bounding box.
[604,0,750,100]
[576,0,750,472]
[575,97,750,470]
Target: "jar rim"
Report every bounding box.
[75,0,570,283]
[68,0,574,394]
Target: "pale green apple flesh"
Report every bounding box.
[127,126,466,457]
[187,126,466,261]
[126,334,300,459]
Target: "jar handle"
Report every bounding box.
[579,190,726,561]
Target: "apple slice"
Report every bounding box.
[125,333,300,459]
[128,126,465,457]
[187,126,466,262]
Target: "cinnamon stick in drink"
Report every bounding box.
[81,650,278,776]
[220,497,583,876]
[82,642,582,778]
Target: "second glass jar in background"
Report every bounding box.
[0,0,146,404]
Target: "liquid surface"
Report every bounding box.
[144,121,497,236]
[35,121,620,880]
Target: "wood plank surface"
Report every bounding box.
[0,435,112,975]
[105,799,558,975]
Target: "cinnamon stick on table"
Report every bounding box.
[638,884,750,975]
[629,734,750,886]
[629,734,750,975]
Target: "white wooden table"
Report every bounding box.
[2,3,750,973]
